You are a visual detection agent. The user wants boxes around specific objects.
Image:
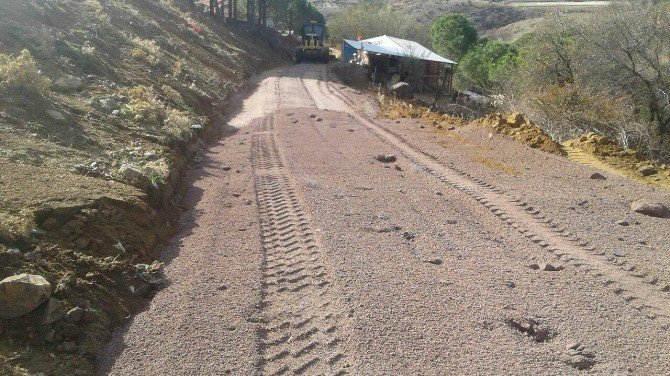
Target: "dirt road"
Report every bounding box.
[100,64,670,375]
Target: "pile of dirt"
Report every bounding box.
[0,0,287,374]
[470,112,565,156]
[378,96,467,129]
[564,132,670,190]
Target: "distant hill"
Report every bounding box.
[316,0,607,41]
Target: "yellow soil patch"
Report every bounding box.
[473,156,520,176]
[378,97,466,128]
[564,133,670,191]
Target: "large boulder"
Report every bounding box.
[0,274,52,319]
[631,201,670,218]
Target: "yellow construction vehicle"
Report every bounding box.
[295,21,329,63]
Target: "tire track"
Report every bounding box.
[251,115,349,375]
[319,81,670,329]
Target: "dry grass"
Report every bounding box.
[0,49,50,95]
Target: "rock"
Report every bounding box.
[390,82,412,99]
[47,110,66,121]
[112,110,120,116]
[631,201,670,218]
[190,124,203,129]
[316,117,323,122]
[113,241,125,252]
[374,154,397,163]
[64,307,84,323]
[589,172,607,180]
[394,165,402,171]
[540,263,563,272]
[424,257,443,265]
[40,298,65,324]
[217,284,227,291]
[119,164,150,190]
[232,193,241,197]
[222,166,232,171]
[435,191,443,196]
[99,98,119,110]
[309,113,317,118]
[0,274,52,319]
[638,165,657,176]
[54,75,83,91]
[616,220,630,226]
[41,217,60,231]
[292,119,299,124]
[244,199,253,205]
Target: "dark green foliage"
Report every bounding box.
[455,40,518,91]
[430,13,478,61]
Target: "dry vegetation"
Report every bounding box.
[0,0,286,374]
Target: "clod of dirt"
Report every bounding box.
[630,201,670,218]
[423,257,443,265]
[562,345,596,370]
[375,154,397,163]
[470,112,565,156]
[506,316,553,342]
[590,172,607,180]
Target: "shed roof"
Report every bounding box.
[343,35,457,64]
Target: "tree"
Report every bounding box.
[430,13,478,61]
[576,2,670,136]
[272,0,324,34]
[455,40,518,91]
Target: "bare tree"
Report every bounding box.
[575,2,670,135]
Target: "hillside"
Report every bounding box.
[317,0,606,40]
[0,0,286,374]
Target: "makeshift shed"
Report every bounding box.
[342,35,457,93]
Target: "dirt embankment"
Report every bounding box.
[471,112,565,156]
[0,0,286,374]
[564,133,670,190]
[380,99,670,190]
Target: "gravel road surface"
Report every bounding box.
[99,64,670,375]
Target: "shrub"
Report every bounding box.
[0,49,50,95]
[130,37,162,65]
